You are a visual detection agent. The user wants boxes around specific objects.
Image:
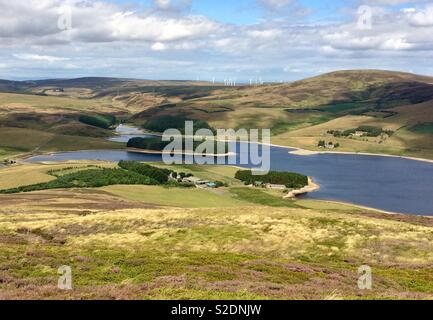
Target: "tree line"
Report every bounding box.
[143,115,216,134]
[328,126,394,138]
[235,170,308,189]
[78,114,117,129]
[127,137,229,154]
[0,162,175,194]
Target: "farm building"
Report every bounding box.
[183,177,210,186]
[265,184,287,190]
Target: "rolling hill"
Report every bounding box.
[234,70,433,108]
[130,70,433,159]
[135,69,433,118]
[1,70,433,160]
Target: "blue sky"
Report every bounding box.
[115,0,351,25]
[1,0,433,81]
[113,0,414,25]
[191,1,262,25]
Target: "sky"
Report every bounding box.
[1,0,433,81]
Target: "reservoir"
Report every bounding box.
[26,126,433,216]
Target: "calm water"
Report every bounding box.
[26,127,433,216]
[107,124,159,143]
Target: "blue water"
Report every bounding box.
[27,143,433,215]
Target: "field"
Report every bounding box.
[1,71,433,300]
[0,147,23,161]
[0,127,124,160]
[1,161,433,299]
[0,93,106,113]
[0,162,117,190]
[102,185,249,208]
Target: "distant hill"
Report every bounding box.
[27,77,128,89]
[3,69,432,115]
[0,77,220,98]
[219,70,433,110]
[133,69,433,121]
[0,79,29,93]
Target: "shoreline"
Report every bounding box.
[11,151,433,217]
[284,176,320,199]
[213,138,433,165]
[10,123,433,164]
[136,129,433,165]
[126,148,235,157]
[10,126,433,217]
[16,148,125,162]
[275,144,433,165]
[18,142,433,165]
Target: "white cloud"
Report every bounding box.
[0,0,218,44]
[382,38,414,50]
[151,42,167,51]
[13,53,69,62]
[1,0,433,80]
[108,15,218,42]
[247,29,283,40]
[405,5,433,26]
[320,46,339,55]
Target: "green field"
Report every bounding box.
[151,163,241,184]
[0,147,25,161]
[230,187,299,207]
[103,185,249,208]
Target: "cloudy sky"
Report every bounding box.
[1,0,433,81]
